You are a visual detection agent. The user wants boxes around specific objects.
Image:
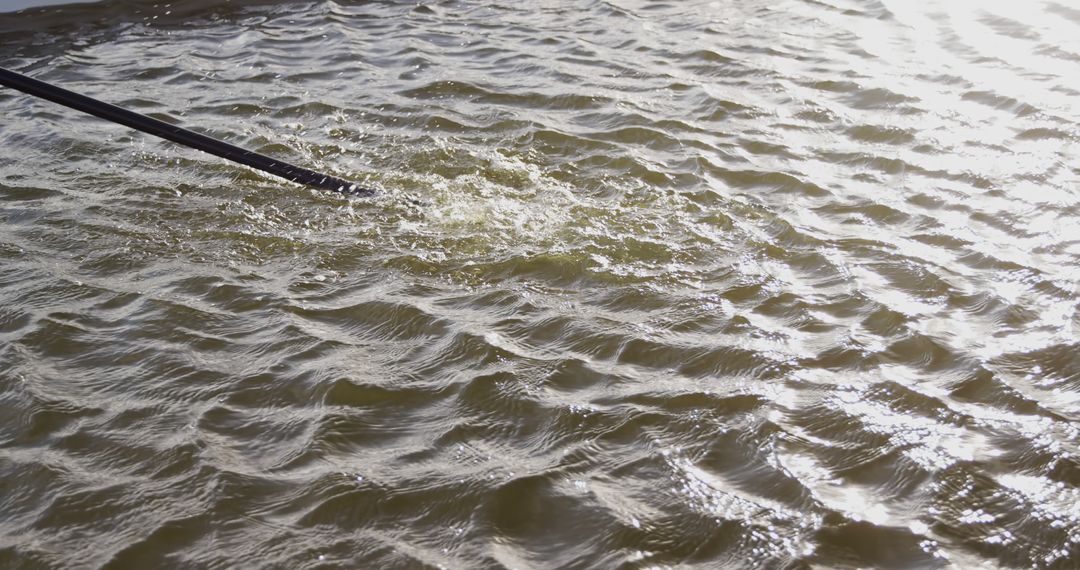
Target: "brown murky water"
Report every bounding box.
[1,0,1079,568]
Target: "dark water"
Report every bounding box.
[2,0,1079,567]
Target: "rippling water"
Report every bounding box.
[1,0,1078,567]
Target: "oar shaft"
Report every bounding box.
[0,66,371,195]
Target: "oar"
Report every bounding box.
[0,65,373,196]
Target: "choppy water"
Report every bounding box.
[1,0,1078,567]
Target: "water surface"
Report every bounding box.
[1,0,1078,567]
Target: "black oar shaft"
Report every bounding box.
[0,66,371,195]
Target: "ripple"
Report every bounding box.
[1,0,1079,567]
